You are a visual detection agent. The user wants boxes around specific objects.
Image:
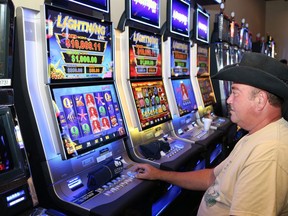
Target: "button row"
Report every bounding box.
[102,174,134,196]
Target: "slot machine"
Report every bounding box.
[229,12,241,65]
[239,19,250,58]
[116,0,203,172]
[189,3,234,167]
[14,0,160,215]
[210,5,246,158]
[0,0,37,215]
[160,0,222,169]
[115,1,206,213]
[210,3,232,118]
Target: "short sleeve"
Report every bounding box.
[230,160,287,216]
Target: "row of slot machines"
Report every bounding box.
[210,3,253,117]
[0,0,237,215]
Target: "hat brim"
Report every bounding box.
[211,64,288,100]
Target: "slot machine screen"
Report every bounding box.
[129,27,162,78]
[50,84,127,159]
[221,16,230,42]
[171,78,198,117]
[240,28,248,49]
[234,23,240,46]
[170,38,190,77]
[127,0,160,29]
[0,0,14,86]
[66,0,109,13]
[244,30,249,49]
[230,21,235,43]
[230,22,240,46]
[168,0,190,38]
[197,77,216,107]
[45,5,113,82]
[130,80,172,130]
[0,107,25,186]
[195,7,209,44]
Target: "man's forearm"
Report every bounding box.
[157,168,215,191]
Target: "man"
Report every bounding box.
[134,52,288,216]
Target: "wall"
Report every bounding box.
[12,0,43,11]
[266,1,288,60]
[224,0,266,40]
[204,0,288,60]
[204,0,266,42]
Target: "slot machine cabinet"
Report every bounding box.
[229,12,241,65]
[162,0,207,143]
[13,1,161,215]
[190,3,235,167]
[209,7,246,161]
[115,1,205,213]
[191,4,231,129]
[115,0,203,172]
[210,3,232,118]
[160,0,221,170]
[0,0,36,215]
[0,106,35,216]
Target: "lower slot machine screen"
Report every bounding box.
[130,80,172,130]
[51,84,127,159]
[0,107,25,185]
[197,77,216,107]
[171,78,198,117]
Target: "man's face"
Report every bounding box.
[226,83,259,130]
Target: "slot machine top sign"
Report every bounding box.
[169,0,190,38]
[67,0,109,13]
[129,0,160,29]
[195,7,210,44]
[45,5,113,82]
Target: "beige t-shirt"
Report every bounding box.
[197,118,288,216]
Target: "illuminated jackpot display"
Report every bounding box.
[196,46,216,107]
[45,5,113,81]
[131,80,172,130]
[170,38,190,76]
[197,46,210,77]
[129,28,162,78]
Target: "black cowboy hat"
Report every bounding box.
[212,52,288,100]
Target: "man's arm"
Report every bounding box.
[135,163,215,191]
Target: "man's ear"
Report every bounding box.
[256,91,268,110]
